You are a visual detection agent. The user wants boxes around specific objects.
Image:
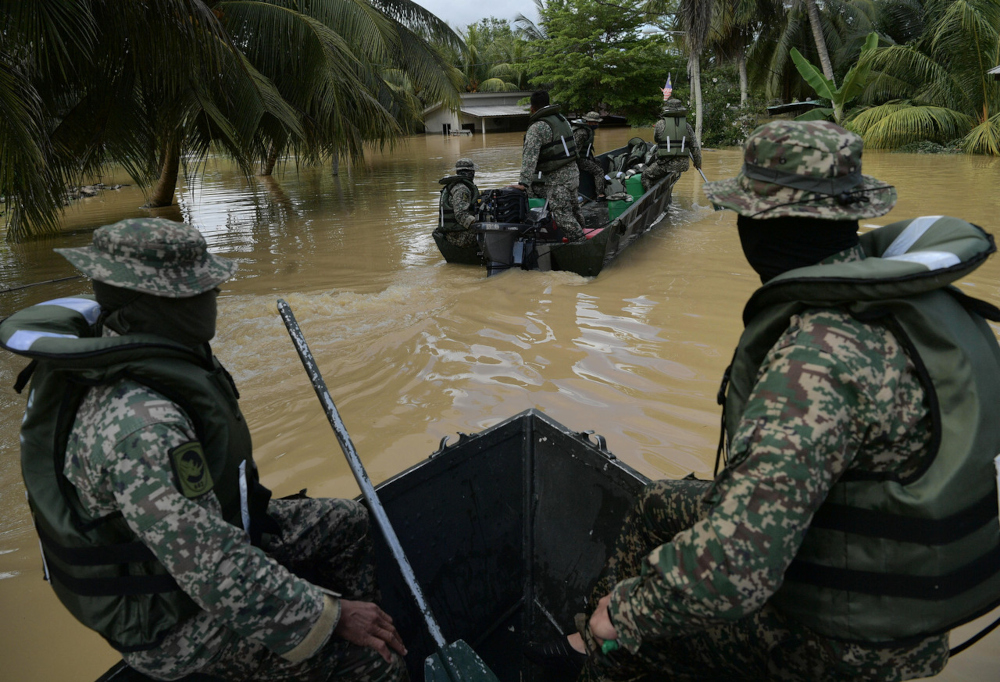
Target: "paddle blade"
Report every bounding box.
[424,640,500,682]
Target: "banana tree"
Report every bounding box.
[790,31,878,124]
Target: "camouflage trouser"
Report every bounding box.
[578,157,607,196]
[531,180,586,242]
[576,481,948,682]
[442,230,478,248]
[640,157,688,191]
[195,498,406,682]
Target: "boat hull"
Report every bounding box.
[434,144,677,277]
[96,410,653,682]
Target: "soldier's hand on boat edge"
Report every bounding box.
[334,599,408,663]
[589,593,620,646]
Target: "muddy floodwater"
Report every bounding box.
[2,129,999,680]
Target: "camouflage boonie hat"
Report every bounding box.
[663,98,687,113]
[456,158,476,171]
[55,218,236,298]
[703,120,897,219]
[584,111,601,123]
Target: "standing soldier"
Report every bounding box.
[436,158,481,248]
[513,91,586,242]
[641,98,702,192]
[0,219,408,682]
[573,111,606,198]
[528,121,1000,681]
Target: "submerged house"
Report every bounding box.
[423,91,532,135]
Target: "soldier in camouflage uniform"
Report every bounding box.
[436,158,480,248]
[573,111,606,198]
[526,122,1000,681]
[3,219,407,682]
[641,98,702,192]
[514,91,586,242]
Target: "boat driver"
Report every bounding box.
[436,158,481,248]
[1,219,408,682]
[528,120,1000,681]
[512,90,587,242]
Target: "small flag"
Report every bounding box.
[661,74,673,101]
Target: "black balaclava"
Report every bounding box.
[737,215,861,284]
[93,280,218,348]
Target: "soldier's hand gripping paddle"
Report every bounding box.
[278,300,499,682]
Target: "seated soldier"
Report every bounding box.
[436,158,481,248]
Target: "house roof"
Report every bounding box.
[460,104,530,118]
[766,99,826,115]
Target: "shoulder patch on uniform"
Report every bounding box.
[169,442,214,499]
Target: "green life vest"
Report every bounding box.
[572,123,595,159]
[0,296,274,652]
[655,113,689,158]
[438,175,480,233]
[718,216,1000,644]
[526,105,578,177]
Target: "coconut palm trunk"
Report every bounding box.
[738,51,748,105]
[147,139,181,208]
[261,144,279,176]
[691,56,704,142]
[803,0,834,84]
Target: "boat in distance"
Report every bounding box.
[433,143,678,278]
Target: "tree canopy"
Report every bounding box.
[0,0,463,241]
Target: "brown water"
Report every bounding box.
[2,130,999,680]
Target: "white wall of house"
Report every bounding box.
[423,91,532,135]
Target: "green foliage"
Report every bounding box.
[850,0,1000,154]
[699,66,766,147]
[526,0,684,121]
[448,17,531,93]
[790,32,878,123]
[0,0,463,241]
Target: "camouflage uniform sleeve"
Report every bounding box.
[78,383,334,660]
[519,121,550,192]
[450,184,477,230]
[687,123,702,169]
[607,310,913,652]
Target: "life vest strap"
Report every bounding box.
[44,556,181,596]
[785,543,1000,600]
[810,491,997,545]
[37,523,158,566]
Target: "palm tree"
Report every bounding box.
[711,0,783,104]
[642,0,712,143]
[0,0,463,239]
[850,0,1000,154]
[454,23,523,93]
[803,0,835,84]
[0,0,299,239]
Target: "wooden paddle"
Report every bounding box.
[277,299,500,682]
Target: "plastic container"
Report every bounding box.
[607,199,633,221]
[625,174,645,199]
[528,198,546,209]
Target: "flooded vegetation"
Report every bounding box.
[2,129,1000,679]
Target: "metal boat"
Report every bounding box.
[433,144,678,277]
[96,410,651,682]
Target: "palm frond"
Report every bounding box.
[849,100,974,148]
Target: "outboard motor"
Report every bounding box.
[474,198,568,276]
